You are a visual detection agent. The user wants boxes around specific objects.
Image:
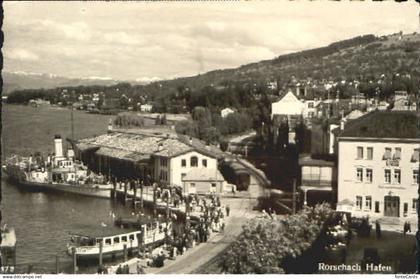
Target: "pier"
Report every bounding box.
[112,184,202,220]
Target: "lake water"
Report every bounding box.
[0,104,145,273]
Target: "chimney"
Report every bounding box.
[189,137,193,145]
[158,143,163,151]
[54,135,63,157]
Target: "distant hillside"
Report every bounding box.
[5,32,420,111]
[144,32,420,92]
[1,72,142,95]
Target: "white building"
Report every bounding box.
[271,90,304,118]
[221,107,235,118]
[140,104,153,112]
[392,91,417,111]
[337,111,420,221]
[302,100,321,119]
[153,148,218,189]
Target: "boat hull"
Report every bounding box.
[71,240,165,261]
[3,167,110,199]
[18,181,111,199]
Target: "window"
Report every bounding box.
[366,169,373,183]
[181,159,186,167]
[365,196,372,210]
[356,168,363,182]
[105,238,112,245]
[357,147,364,159]
[121,236,128,242]
[181,173,186,180]
[404,203,408,216]
[383,148,392,160]
[129,234,135,241]
[413,170,419,184]
[394,169,401,184]
[375,201,380,213]
[160,158,167,167]
[211,183,216,188]
[190,156,198,167]
[190,183,196,188]
[202,159,207,167]
[393,147,402,160]
[356,196,362,210]
[308,111,314,118]
[160,170,167,181]
[113,237,120,243]
[367,147,373,160]
[384,169,391,184]
[411,149,419,163]
[413,199,418,211]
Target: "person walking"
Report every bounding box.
[375,220,381,239]
[226,204,230,217]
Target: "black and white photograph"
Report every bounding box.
[1,0,419,275]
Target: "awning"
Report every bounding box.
[299,185,332,192]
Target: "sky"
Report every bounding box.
[3,1,420,82]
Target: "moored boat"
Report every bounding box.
[67,219,171,261]
[3,135,112,199]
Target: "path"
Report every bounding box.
[110,197,259,274]
[152,197,257,274]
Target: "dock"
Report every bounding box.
[112,185,203,220]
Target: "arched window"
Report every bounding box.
[190,156,198,167]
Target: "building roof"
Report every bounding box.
[76,131,221,162]
[339,111,420,140]
[345,109,365,120]
[182,168,225,182]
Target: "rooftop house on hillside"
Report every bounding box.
[392,91,417,111]
[337,111,420,222]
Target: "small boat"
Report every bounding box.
[3,135,112,199]
[67,219,171,261]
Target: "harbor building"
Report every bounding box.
[336,111,420,221]
[74,128,224,190]
[182,168,227,195]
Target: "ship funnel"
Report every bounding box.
[54,135,63,157]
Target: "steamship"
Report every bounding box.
[3,135,112,199]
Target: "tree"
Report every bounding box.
[220,203,332,274]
